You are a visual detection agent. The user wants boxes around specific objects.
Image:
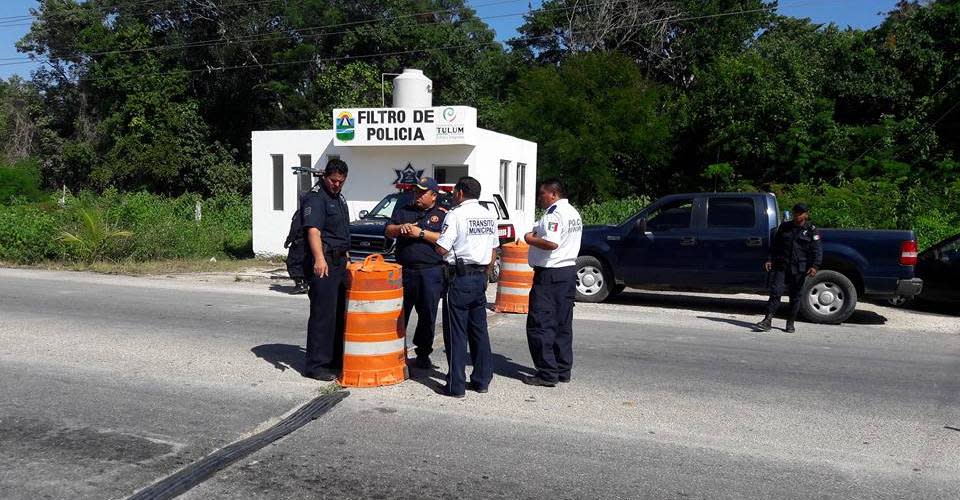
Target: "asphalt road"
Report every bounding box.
[1,268,958,499]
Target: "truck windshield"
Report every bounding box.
[365,193,408,219]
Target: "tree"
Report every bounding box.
[501,51,674,203]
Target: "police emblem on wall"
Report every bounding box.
[394,163,424,184]
[335,111,355,141]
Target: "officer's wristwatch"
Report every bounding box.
[418,230,425,240]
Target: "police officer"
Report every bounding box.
[522,179,583,387]
[301,159,351,380]
[755,202,823,333]
[433,176,498,398]
[385,177,447,369]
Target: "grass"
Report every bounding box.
[2,257,284,276]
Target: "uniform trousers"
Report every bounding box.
[305,257,346,374]
[441,270,492,396]
[526,266,577,383]
[402,266,444,359]
[765,269,807,320]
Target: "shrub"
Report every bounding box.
[0,190,252,264]
[579,196,650,225]
[0,158,42,204]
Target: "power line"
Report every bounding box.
[64,1,827,84]
[0,0,529,61]
[4,0,803,66]
[849,71,960,165]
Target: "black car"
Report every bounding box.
[914,233,960,305]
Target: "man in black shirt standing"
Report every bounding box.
[385,177,447,369]
[755,202,823,333]
[301,159,351,380]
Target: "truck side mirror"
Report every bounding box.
[782,210,792,222]
[358,210,369,219]
[634,217,648,234]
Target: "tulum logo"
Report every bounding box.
[442,107,457,122]
[335,111,355,141]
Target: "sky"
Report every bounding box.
[0,0,901,80]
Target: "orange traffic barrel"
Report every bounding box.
[494,241,534,313]
[339,254,408,387]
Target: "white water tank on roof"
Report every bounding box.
[392,69,432,108]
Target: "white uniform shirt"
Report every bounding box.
[528,198,583,268]
[436,199,498,265]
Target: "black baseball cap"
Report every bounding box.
[792,203,810,214]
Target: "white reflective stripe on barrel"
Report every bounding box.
[497,286,531,296]
[344,338,406,356]
[347,297,403,314]
[502,262,533,272]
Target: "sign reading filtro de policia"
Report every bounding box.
[332,106,477,146]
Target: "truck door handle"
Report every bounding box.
[746,237,763,247]
[680,237,697,246]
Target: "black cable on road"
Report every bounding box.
[127,390,349,500]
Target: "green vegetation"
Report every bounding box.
[0,191,252,264]
[0,0,958,264]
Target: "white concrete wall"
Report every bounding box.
[252,129,538,256]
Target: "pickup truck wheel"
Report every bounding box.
[800,270,858,324]
[576,256,611,303]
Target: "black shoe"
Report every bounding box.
[436,386,465,398]
[468,382,488,393]
[303,370,336,381]
[785,321,796,333]
[521,375,556,387]
[754,317,772,332]
[558,375,570,383]
[415,356,433,369]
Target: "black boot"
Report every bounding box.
[754,315,772,332]
[785,320,796,333]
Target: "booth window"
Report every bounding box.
[499,160,510,198]
[515,163,526,210]
[272,154,284,211]
[298,154,312,193]
[435,165,468,184]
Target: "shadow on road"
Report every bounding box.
[268,283,304,295]
[491,353,535,381]
[697,316,761,331]
[251,343,307,375]
[613,291,888,326]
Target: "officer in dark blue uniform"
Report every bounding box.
[434,176,499,398]
[522,179,583,387]
[301,159,351,381]
[755,202,823,333]
[385,177,447,369]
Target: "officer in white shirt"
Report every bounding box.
[429,176,499,398]
[522,179,583,387]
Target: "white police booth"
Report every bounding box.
[251,69,538,257]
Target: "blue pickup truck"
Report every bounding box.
[576,192,923,323]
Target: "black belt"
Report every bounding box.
[445,263,487,273]
[404,263,443,270]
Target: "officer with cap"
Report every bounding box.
[301,159,351,381]
[755,202,823,333]
[522,179,583,387]
[385,177,447,369]
[432,176,499,398]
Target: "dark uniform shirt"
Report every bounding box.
[302,187,350,259]
[390,202,447,267]
[770,220,823,274]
